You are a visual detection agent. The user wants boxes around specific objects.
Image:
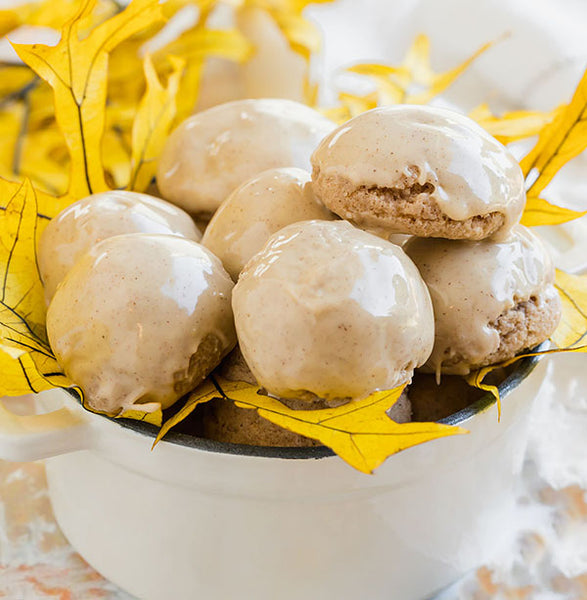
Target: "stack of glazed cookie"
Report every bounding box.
[40,99,561,446]
[310,105,561,379]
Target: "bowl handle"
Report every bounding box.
[0,397,92,462]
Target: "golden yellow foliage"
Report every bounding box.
[344,34,494,106]
[0,105,26,182]
[0,177,161,424]
[0,180,48,351]
[129,55,185,192]
[520,196,587,227]
[0,179,79,398]
[469,103,561,144]
[0,0,80,36]
[12,0,165,199]
[520,67,587,227]
[321,91,378,123]
[153,379,223,447]
[552,269,587,349]
[0,65,37,100]
[522,69,587,196]
[156,377,466,474]
[235,0,334,60]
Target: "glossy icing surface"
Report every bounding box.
[46,234,236,414]
[404,226,558,374]
[233,220,434,400]
[311,105,525,237]
[38,191,201,303]
[157,99,335,216]
[202,167,334,280]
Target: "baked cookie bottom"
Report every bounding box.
[312,171,505,240]
[437,293,562,375]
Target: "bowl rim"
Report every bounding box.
[85,343,546,460]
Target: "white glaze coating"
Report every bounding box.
[233,220,434,400]
[46,234,236,414]
[38,191,201,303]
[311,105,525,237]
[404,226,558,375]
[157,99,336,216]
[201,168,334,280]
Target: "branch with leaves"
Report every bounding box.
[1,0,587,473]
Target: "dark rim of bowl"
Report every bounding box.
[72,343,546,460]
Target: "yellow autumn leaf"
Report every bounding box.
[120,406,163,427]
[0,347,73,396]
[155,377,464,474]
[12,0,165,199]
[102,128,132,190]
[108,40,150,108]
[0,11,20,37]
[320,91,379,124]
[0,179,81,397]
[343,34,494,108]
[0,177,161,425]
[320,105,351,125]
[0,105,27,182]
[0,65,37,102]
[153,379,222,447]
[0,179,48,353]
[0,0,84,34]
[409,37,495,104]
[0,176,71,224]
[235,0,334,60]
[265,7,321,60]
[402,33,433,84]
[552,269,587,349]
[155,27,253,70]
[470,103,561,144]
[24,83,55,133]
[129,55,185,192]
[20,129,70,197]
[346,63,408,105]
[340,91,378,117]
[521,67,587,198]
[520,196,587,227]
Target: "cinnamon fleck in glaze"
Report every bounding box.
[233,220,434,401]
[39,191,200,303]
[404,226,561,375]
[311,105,525,239]
[47,234,236,414]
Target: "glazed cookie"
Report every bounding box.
[201,167,335,280]
[38,191,200,303]
[157,99,336,217]
[47,234,236,414]
[232,220,434,401]
[311,105,525,241]
[404,226,561,376]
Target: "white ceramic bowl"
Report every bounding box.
[0,352,547,600]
